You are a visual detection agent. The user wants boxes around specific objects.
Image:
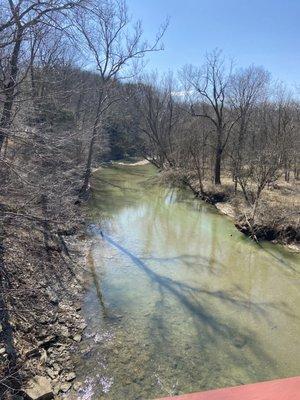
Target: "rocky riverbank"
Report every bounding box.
[0,214,90,399]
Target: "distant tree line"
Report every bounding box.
[1,1,298,207]
[131,52,299,217]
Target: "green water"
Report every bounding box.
[74,164,300,400]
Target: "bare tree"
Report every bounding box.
[235,99,284,219]
[229,65,269,192]
[74,0,167,196]
[132,73,180,168]
[182,50,238,184]
[0,0,83,152]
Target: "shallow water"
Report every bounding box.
[74,164,300,400]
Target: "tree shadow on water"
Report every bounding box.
[95,231,286,382]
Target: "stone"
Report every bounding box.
[46,289,59,305]
[24,376,53,400]
[25,348,40,358]
[233,335,247,348]
[73,381,82,391]
[52,363,62,373]
[53,385,60,396]
[79,322,87,331]
[59,326,70,338]
[60,382,72,393]
[38,336,57,349]
[39,316,51,325]
[73,334,82,342]
[40,349,48,365]
[46,368,58,380]
[0,347,6,355]
[65,372,76,382]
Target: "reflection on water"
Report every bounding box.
[74,164,300,400]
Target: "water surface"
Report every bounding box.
[75,164,300,400]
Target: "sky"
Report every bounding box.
[126,0,300,89]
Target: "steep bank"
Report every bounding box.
[0,205,89,399]
[160,169,300,250]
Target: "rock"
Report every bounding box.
[60,382,72,392]
[46,368,58,380]
[40,349,48,364]
[233,335,247,348]
[215,202,236,219]
[52,363,62,373]
[124,378,132,386]
[46,289,59,305]
[0,347,6,355]
[0,323,3,333]
[53,385,60,396]
[73,381,82,391]
[24,376,53,400]
[59,326,70,338]
[79,322,87,331]
[25,348,40,358]
[73,334,82,342]
[38,335,57,349]
[22,323,33,334]
[65,372,76,381]
[39,316,51,325]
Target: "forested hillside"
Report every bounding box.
[0,0,299,398]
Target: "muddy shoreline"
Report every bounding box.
[186,179,300,252]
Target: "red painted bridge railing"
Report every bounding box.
[157,376,300,400]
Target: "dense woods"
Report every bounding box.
[0,0,299,398]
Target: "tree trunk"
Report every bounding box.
[285,169,290,182]
[214,147,222,185]
[0,28,23,152]
[79,89,104,199]
[79,132,96,198]
[234,176,238,194]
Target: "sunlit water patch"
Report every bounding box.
[72,164,300,400]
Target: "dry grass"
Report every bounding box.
[219,176,299,244]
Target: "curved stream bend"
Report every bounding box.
[74,164,300,400]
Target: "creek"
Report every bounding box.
[73,164,300,400]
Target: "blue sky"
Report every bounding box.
[126,0,300,88]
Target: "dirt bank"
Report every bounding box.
[161,169,300,251]
[0,210,90,399]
